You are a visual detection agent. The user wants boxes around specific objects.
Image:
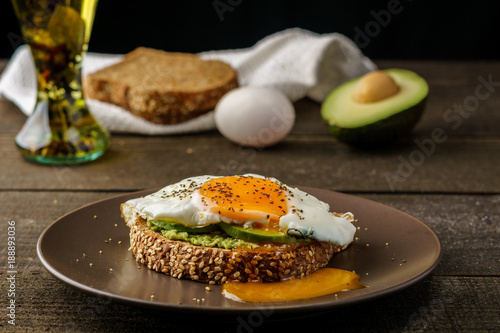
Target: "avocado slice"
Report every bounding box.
[149,218,219,234]
[321,68,428,147]
[218,222,309,243]
[148,219,309,244]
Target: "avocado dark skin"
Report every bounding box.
[327,99,426,147]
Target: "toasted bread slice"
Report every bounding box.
[83,47,238,124]
[121,203,346,284]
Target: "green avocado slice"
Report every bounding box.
[218,222,309,243]
[148,219,309,245]
[149,218,219,234]
[321,68,428,146]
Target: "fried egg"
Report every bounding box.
[124,174,356,245]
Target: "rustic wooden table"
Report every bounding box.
[1,59,499,332]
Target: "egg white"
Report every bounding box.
[125,174,356,246]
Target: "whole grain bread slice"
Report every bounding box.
[83,47,238,124]
[121,203,346,284]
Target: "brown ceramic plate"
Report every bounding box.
[37,187,441,316]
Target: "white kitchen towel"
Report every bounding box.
[0,28,376,135]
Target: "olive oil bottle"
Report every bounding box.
[11,0,110,164]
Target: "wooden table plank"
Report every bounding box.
[1,58,499,332]
[375,60,500,86]
[0,271,497,332]
[3,61,500,137]
[361,193,500,276]
[1,191,497,277]
[2,133,500,193]
[1,190,498,331]
[2,59,499,193]
[2,186,499,331]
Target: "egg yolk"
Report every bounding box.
[222,268,366,303]
[198,175,289,229]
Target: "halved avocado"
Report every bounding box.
[321,69,428,147]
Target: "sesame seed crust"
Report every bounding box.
[127,217,347,284]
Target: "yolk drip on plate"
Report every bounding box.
[222,268,366,303]
[199,175,289,230]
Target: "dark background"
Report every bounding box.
[0,0,498,60]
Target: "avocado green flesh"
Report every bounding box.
[321,69,428,146]
[146,219,308,249]
[218,222,309,243]
[150,218,218,233]
[160,229,258,250]
[147,219,259,249]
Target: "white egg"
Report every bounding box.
[214,87,295,148]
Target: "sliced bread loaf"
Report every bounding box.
[83,47,238,124]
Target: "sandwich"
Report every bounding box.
[83,47,238,124]
[120,174,356,285]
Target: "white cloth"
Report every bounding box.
[0,28,376,135]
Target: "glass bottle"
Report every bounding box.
[11,0,110,164]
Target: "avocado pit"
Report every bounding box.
[352,70,400,103]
